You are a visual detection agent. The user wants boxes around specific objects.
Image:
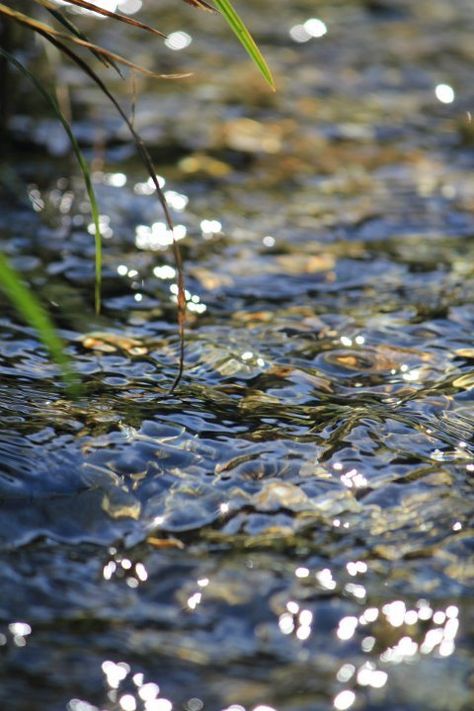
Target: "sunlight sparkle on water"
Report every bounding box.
[103,561,117,580]
[135,223,187,249]
[120,695,137,711]
[139,684,160,702]
[337,616,358,640]
[145,700,172,711]
[102,661,130,689]
[165,190,189,211]
[296,627,311,642]
[435,83,455,103]
[347,561,367,576]
[381,636,418,663]
[9,622,31,637]
[360,607,379,624]
[58,1,118,16]
[404,610,418,626]
[63,0,142,20]
[100,661,172,711]
[357,664,387,689]
[279,612,295,635]
[345,583,366,600]
[201,219,222,235]
[340,468,368,489]
[416,600,433,621]
[295,566,310,578]
[134,176,166,195]
[119,0,142,14]
[402,367,421,382]
[154,265,176,280]
[187,592,202,610]
[88,214,113,239]
[299,609,313,626]
[361,636,375,652]
[135,563,148,582]
[186,700,204,711]
[169,284,206,313]
[316,568,337,590]
[67,701,98,711]
[290,18,327,42]
[104,172,127,187]
[334,690,356,710]
[296,617,313,640]
[337,664,355,682]
[382,600,406,627]
[305,18,327,37]
[165,31,192,51]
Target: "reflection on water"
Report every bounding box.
[1,0,474,709]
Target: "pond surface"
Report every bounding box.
[0,1,473,710]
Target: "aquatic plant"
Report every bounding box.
[0,0,273,391]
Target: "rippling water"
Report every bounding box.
[1,1,473,710]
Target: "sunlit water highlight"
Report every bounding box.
[0,1,473,710]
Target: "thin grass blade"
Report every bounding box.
[0,4,187,78]
[39,35,187,390]
[47,7,116,70]
[212,0,275,90]
[0,47,103,312]
[32,0,167,39]
[182,0,215,11]
[39,1,123,74]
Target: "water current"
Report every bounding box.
[0,1,473,709]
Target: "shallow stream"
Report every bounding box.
[0,1,473,709]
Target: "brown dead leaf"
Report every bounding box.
[147,536,185,549]
[82,332,148,356]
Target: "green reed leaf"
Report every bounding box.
[0,253,79,393]
[212,0,275,90]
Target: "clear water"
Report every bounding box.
[0,1,473,710]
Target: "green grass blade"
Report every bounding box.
[0,252,79,393]
[212,0,275,90]
[0,47,103,313]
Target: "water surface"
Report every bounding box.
[0,1,473,710]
